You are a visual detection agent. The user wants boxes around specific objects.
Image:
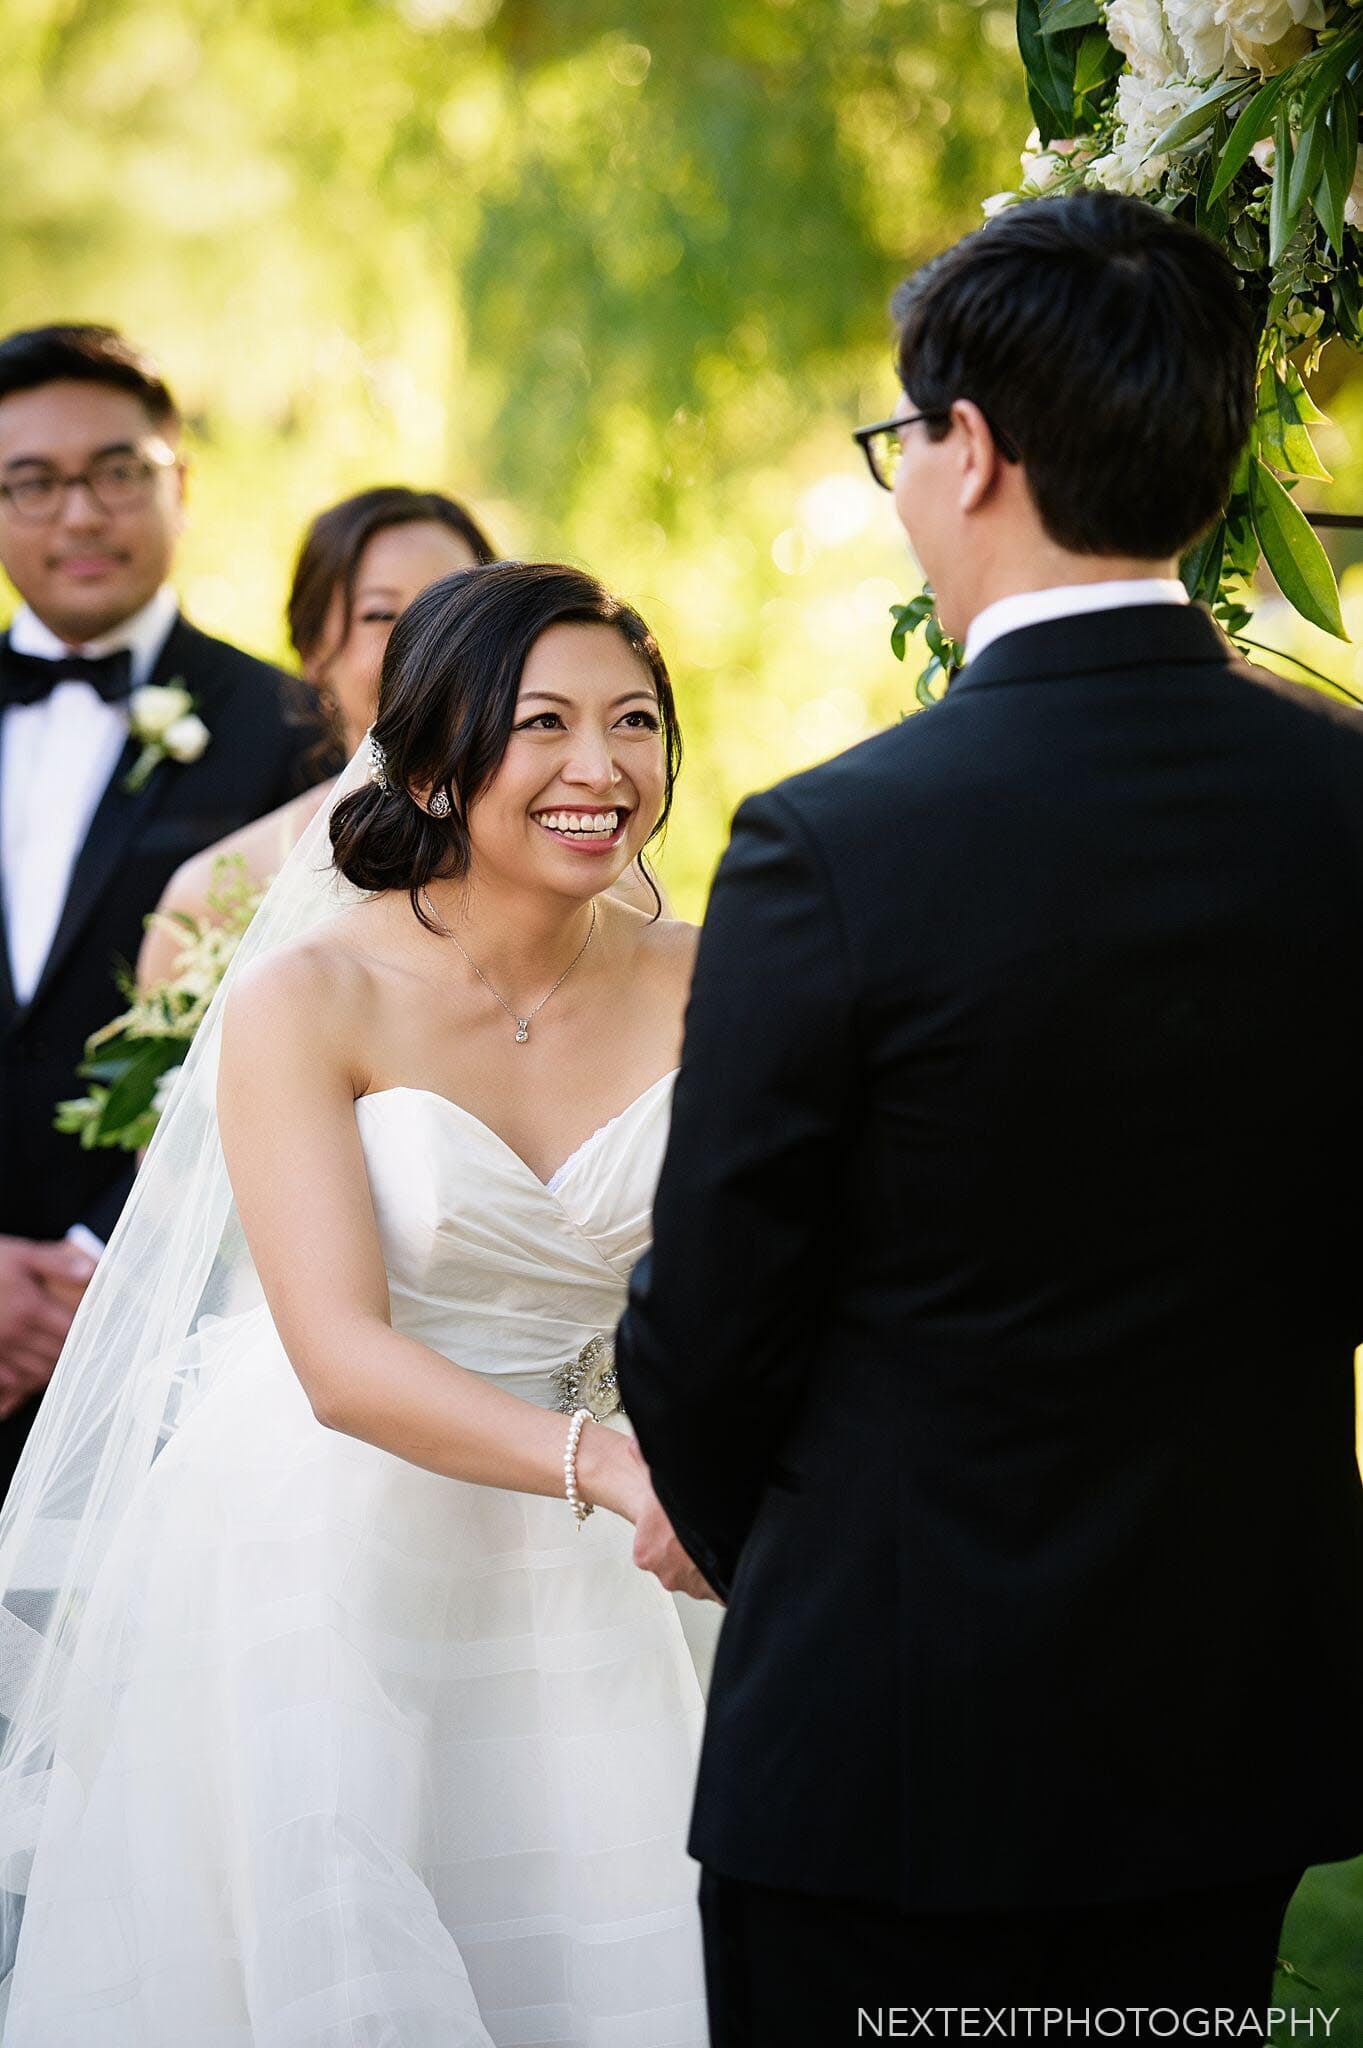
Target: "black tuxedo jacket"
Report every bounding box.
[617,602,1363,1913]
[0,613,332,1249]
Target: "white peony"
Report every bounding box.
[162,712,211,764]
[1344,145,1363,226]
[1105,0,1182,79]
[1165,0,1325,79]
[128,682,193,740]
[1088,73,1208,194]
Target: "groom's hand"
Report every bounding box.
[628,1445,723,1603]
[0,1236,91,1412]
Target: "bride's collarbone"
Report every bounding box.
[355,1015,678,1184]
[335,898,690,1171]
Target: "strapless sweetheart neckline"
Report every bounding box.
[355,1068,680,1190]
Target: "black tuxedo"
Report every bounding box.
[0,614,334,1481]
[618,604,1363,1930]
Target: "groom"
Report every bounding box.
[617,191,1363,2032]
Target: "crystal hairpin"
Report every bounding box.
[368,734,392,790]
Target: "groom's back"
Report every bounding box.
[693,600,1363,1910]
[826,608,1362,1374]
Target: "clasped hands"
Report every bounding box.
[0,1235,97,1421]
[577,1424,722,1604]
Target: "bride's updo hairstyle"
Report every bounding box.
[329,560,681,924]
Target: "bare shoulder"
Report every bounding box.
[612,901,699,992]
[221,907,385,1078]
[163,786,332,919]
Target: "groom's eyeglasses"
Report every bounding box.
[0,442,179,525]
[852,410,1021,491]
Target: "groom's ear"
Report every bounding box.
[952,399,1009,515]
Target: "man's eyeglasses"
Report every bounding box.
[852,409,1020,491]
[0,444,179,526]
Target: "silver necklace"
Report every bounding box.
[419,890,597,1044]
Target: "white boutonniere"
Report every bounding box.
[124,678,211,793]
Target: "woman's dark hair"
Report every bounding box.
[891,190,1257,558]
[287,485,499,662]
[0,323,178,430]
[330,561,681,922]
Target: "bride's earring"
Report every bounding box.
[427,791,452,820]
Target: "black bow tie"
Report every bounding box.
[0,642,134,708]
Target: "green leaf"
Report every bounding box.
[1208,75,1286,203]
[1225,497,1259,579]
[1280,360,1328,429]
[1286,110,1328,221]
[1297,21,1363,130]
[1270,106,1296,264]
[889,592,935,661]
[1196,112,1232,237]
[915,653,949,706]
[93,1039,184,1136]
[1017,0,1078,144]
[1039,0,1099,30]
[1180,520,1226,606]
[1312,79,1358,258]
[1268,365,1332,481]
[1074,26,1122,97]
[1148,76,1247,160]
[1248,457,1347,639]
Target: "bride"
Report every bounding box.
[0,561,718,2046]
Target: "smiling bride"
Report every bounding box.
[0,562,716,2048]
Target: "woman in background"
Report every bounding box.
[137,486,498,984]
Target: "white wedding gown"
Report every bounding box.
[3,1073,714,2048]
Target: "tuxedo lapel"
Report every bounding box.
[0,689,17,1021]
[0,900,16,1020]
[23,615,203,1016]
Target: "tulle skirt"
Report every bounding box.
[2,1307,711,2046]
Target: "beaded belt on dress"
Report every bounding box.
[549,1334,623,1422]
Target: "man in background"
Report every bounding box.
[0,324,333,1492]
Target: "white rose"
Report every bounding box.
[1343,145,1363,226]
[161,713,211,764]
[129,683,194,740]
[1089,73,1207,194]
[1105,0,1182,79]
[1165,0,1324,78]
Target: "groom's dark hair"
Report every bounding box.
[892,192,1256,558]
[0,324,178,431]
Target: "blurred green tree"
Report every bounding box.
[1,0,1023,909]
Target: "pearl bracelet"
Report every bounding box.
[563,1407,594,1528]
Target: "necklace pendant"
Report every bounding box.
[515,1020,530,1044]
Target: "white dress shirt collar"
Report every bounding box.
[963,579,1189,668]
[8,583,179,690]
